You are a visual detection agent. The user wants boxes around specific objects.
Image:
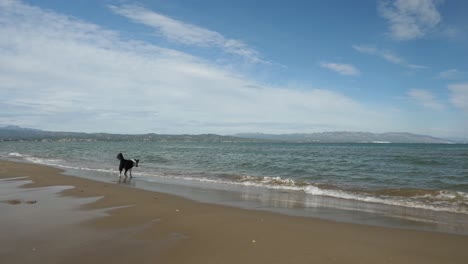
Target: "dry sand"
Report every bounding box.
[1,160,467,264]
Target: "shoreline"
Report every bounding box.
[4,154,468,235]
[1,160,468,263]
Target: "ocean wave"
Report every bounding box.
[304,186,468,214]
[239,175,300,186]
[172,174,468,214]
[7,152,116,174]
[8,152,25,157]
[5,151,468,214]
[145,173,468,214]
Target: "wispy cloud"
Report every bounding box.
[448,83,468,114]
[320,62,360,76]
[353,45,427,69]
[0,0,396,134]
[353,45,403,64]
[109,4,266,64]
[378,0,442,41]
[436,69,466,80]
[407,89,444,110]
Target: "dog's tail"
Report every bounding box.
[116,153,124,161]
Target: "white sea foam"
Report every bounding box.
[22,156,64,167]
[6,152,116,175]
[303,185,468,214]
[156,173,468,214]
[8,152,24,157]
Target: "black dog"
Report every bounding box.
[116,153,139,179]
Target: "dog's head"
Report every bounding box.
[134,159,140,167]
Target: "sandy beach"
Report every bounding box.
[1,160,468,264]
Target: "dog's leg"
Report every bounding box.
[129,169,132,178]
[119,166,124,178]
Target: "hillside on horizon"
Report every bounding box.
[0,125,253,142]
[0,126,460,144]
[235,132,456,144]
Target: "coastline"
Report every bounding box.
[1,160,468,264]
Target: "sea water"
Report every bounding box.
[2,141,468,234]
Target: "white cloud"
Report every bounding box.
[320,62,360,76]
[378,0,442,41]
[0,0,398,134]
[436,69,465,80]
[353,45,427,69]
[448,83,468,114]
[109,4,266,64]
[407,89,444,110]
[406,64,428,70]
[353,45,403,64]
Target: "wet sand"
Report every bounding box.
[1,160,468,264]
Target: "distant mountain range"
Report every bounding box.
[235,132,454,144]
[0,126,252,142]
[0,125,458,143]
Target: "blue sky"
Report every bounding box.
[1,0,467,138]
